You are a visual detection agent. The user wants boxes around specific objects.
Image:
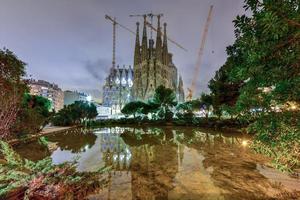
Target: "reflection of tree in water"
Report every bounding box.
[182,131,287,200]
[46,128,97,153]
[14,141,50,161]
[131,131,178,199]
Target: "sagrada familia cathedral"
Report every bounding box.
[102,16,184,114]
[133,15,185,101]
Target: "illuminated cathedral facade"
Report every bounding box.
[133,15,185,101]
[102,16,185,114]
[102,65,134,114]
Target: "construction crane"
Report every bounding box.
[145,21,188,52]
[187,5,214,100]
[129,13,187,52]
[129,12,163,39]
[105,15,136,68]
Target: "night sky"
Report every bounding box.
[0,0,247,98]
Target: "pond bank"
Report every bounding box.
[92,117,248,132]
[8,126,77,146]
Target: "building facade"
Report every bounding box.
[27,79,64,111]
[63,90,88,106]
[133,16,185,101]
[102,65,134,115]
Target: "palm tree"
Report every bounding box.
[150,85,177,120]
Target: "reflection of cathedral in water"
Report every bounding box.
[99,127,132,171]
[96,128,253,200]
[98,127,184,199]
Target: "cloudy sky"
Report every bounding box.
[0,0,246,97]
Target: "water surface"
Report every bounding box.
[14,127,300,200]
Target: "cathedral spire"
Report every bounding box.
[162,23,169,65]
[141,15,148,61]
[155,15,162,62]
[178,75,185,102]
[134,22,141,65]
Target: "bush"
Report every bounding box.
[249,111,300,172]
[0,141,105,199]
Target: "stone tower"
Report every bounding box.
[133,16,184,101]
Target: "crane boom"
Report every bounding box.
[105,15,135,35]
[187,5,213,100]
[130,13,187,51]
[145,21,188,52]
[130,13,163,39]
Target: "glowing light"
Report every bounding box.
[121,78,126,85]
[86,95,92,102]
[242,140,248,147]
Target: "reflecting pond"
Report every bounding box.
[14,127,300,200]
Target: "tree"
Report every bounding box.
[13,94,51,136]
[227,0,299,117]
[200,93,213,118]
[121,101,149,118]
[151,85,177,120]
[51,101,97,126]
[87,103,98,121]
[0,49,27,138]
[207,0,300,170]
[208,61,241,118]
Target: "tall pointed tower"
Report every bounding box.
[133,22,142,99]
[134,22,141,66]
[155,15,162,62]
[162,23,169,65]
[178,76,185,102]
[141,15,149,98]
[141,15,148,62]
[132,16,184,102]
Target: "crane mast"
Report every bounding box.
[187,5,213,100]
[105,15,136,69]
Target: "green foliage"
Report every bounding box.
[38,136,49,147]
[208,60,241,118]
[13,94,51,136]
[150,85,177,120]
[152,85,177,108]
[0,48,26,83]
[0,48,28,138]
[206,0,300,172]
[51,101,98,126]
[0,140,103,198]
[0,141,23,167]
[121,101,149,117]
[175,100,202,120]
[121,85,177,121]
[249,112,299,172]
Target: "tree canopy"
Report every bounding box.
[0,48,28,138]
[205,0,300,171]
[13,94,52,136]
[51,101,98,126]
